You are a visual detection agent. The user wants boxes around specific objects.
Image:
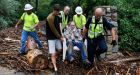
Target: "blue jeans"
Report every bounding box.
[66,40,87,61]
[19,30,43,54]
[87,36,107,63]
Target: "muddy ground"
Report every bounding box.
[0,25,140,75]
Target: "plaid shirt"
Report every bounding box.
[64,27,83,42]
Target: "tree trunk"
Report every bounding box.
[26,49,48,69]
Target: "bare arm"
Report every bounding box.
[15,19,22,27]
[47,15,61,39]
[59,23,63,36]
[82,27,88,37]
[111,28,116,40]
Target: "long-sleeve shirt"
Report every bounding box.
[64,27,83,42]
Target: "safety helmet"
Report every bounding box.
[75,6,83,14]
[24,4,33,11]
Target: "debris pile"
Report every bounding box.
[0,26,140,75]
[87,52,140,75]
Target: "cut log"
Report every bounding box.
[26,37,37,49]
[26,49,48,69]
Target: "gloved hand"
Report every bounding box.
[111,40,117,46]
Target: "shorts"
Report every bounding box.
[48,39,62,54]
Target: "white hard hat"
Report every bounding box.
[24,4,33,11]
[75,6,83,14]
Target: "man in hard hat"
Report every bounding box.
[15,4,43,55]
[83,8,117,64]
[73,6,86,30]
[46,4,63,73]
[60,6,71,31]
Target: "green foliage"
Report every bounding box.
[0,0,20,29]
[108,0,140,51]
[37,0,52,20]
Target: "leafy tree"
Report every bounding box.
[0,0,20,29]
[108,0,140,51]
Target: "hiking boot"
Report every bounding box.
[69,57,74,62]
[17,52,26,56]
[96,55,103,62]
[83,59,92,69]
[39,47,43,50]
[83,59,91,65]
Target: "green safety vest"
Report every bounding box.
[88,16,104,39]
[60,11,68,29]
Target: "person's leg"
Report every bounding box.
[19,30,28,54]
[29,31,43,49]
[66,40,74,61]
[56,39,62,52]
[75,41,91,65]
[96,37,108,61]
[87,38,97,64]
[75,41,87,61]
[97,38,107,54]
[48,40,57,71]
[51,53,57,71]
[55,39,63,60]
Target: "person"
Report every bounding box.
[83,8,117,64]
[109,13,118,53]
[15,4,43,55]
[64,21,90,64]
[46,4,63,73]
[59,6,71,62]
[59,6,71,31]
[73,6,86,30]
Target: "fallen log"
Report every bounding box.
[26,49,48,69]
[109,57,140,63]
[4,37,20,42]
[0,52,11,55]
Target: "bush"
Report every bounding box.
[0,0,20,29]
[109,0,140,51]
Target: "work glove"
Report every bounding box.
[111,40,117,46]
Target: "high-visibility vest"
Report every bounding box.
[88,16,104,39]
[60,11,68,29]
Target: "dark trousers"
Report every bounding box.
[87,36,107,63]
